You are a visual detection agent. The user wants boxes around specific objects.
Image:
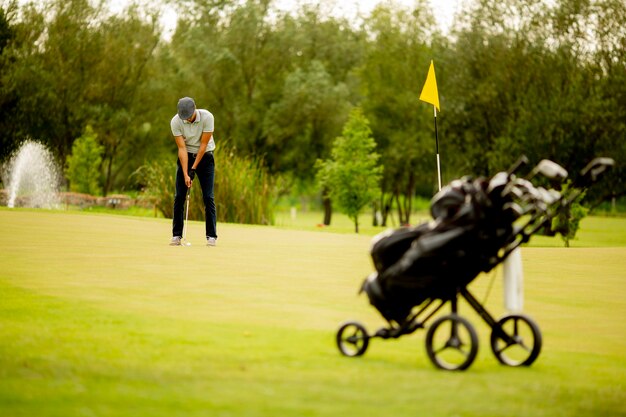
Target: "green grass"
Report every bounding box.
[0,208,625,416]
[273,208,432,235]
[62,204,164,218]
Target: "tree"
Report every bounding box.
[0,0,162,195]
[263,60,350,176]
[444,0,625,201]
[88,8,161,195]
[360,2,438,225]
[4,0,101,161]
[1,0,622,208]
[0,2,18,161]
[263,60,351,224]
[65,126,104,196]
[316,109,383,233]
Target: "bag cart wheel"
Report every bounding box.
[425,314,479,371]
[490,314,542,366]
[336,321,370,357]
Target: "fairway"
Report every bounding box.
[0,209,625,417]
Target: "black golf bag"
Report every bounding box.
[361,156,614,325]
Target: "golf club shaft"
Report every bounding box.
[183,188,190,240]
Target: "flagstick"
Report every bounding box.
[434,106,442,191]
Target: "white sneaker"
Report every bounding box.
[170,236,182,246]
[207,237,217,247]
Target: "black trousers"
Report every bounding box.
[172,152,217,239]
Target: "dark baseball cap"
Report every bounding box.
[177,97,196,120]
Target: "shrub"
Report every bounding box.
[65,126,104,196]
[137,157,176,219]
[551,182,588,247]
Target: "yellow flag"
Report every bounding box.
[419,60,440,112]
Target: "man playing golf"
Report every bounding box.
[169,97,217,246]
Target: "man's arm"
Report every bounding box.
[191,131,213,170]
[174,135,192,187]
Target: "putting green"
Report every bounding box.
[0,209,625,416]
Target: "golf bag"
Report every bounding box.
[361,156,614,324]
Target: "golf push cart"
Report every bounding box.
[336,156,614,371]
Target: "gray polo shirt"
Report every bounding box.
[170,109,215,153]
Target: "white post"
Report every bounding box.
[503,247,524,312]
[434,106,442,191]
[436,154,442,191]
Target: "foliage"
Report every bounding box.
[64,126,104,196]
[0,1,19,161]
[138,143,275,225]
[360,1,438,225]
[316,109,383,233]
[0,4,13,58]
[263,60,351,177]
[442,0,625,203]
[551,182,588,247]
[0,0,623,215]
[136,157,176,219]
[0,0,161,194]
[215,144,276,225]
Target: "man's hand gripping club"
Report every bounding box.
[186,168,196,188]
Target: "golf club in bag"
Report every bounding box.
[336,155,615,371]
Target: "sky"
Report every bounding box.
[108,0,462,39]
[272,0,462,30]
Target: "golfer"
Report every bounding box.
[169,97,217,246]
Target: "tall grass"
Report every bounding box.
[138,144,275,225]
[138,159,176,218]
[215,146,275,225]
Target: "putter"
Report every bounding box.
[181,185,192,247]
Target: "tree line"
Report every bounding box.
[0,0,623,224]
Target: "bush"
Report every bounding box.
[65,126,103,196]
[137,158,176,219]
[216,146,275,225]
[551,182,588,247]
